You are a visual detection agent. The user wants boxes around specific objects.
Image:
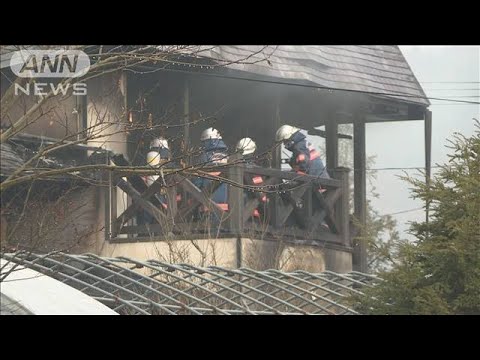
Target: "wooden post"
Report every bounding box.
[333,167,350,247]
[104,153,111,241]
[166,185,177,231]
[104,179,110,241]
[353,114,367,273]
[325,112,338,173]
[109,171,118,239]
[269,100,282,228]
[0,214,7,247]
[304,186,312,227]
[236,236,242,269]
[272,100,282,169]
[228,154,244,234]
[75,93,88,143]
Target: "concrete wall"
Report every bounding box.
[242,238,351,273]
[78,234,352,273]
[92,238,237,268]
[324,248,353,273]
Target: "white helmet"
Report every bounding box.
[200,127,222,141]
[275,125,300,142]
[150,137,169,149]
[236,137,257,155]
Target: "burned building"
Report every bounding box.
[0,45,431,273]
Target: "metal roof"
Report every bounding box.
[196,45,429,106]
[0,258,118,315]
[1,252,379,315]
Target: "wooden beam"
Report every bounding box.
[353,114,367,273]
[177,172,228,220]
[307,128,353,140]
[174,176,223,221]
[324,187,342,209]
[325,111,338,172]
[277,186,309,227]
[313,190,339,234]
[118,224,165,235]
[109,171,118,239]
[242,198,260,223]
[236,236,242,268]
[228,158,244,233]
[243,166,343,188]
[104,173,111,241]
[409,103,427,120]
[166,185,177,227]
[175,204,194,221]
[268,178,282,229]
[243,223,344,245]
[116,178,168,228]
[242,177,277,225]
[113,224,350,250]
[364,114,423,123]
[75,92,88,142]
[333,167,351,246]
[174,175,225,220]
[307,208,327,233]
[303,186,313,225]
[110,154,149,194]
[112,172,167,231]
[272,99,281,169]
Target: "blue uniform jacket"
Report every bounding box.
[286,131,329,178]
[194,139,229,205]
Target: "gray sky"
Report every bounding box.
[368,46,479,240]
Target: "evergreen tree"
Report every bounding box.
[353,120,480,314]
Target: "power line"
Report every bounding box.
[429,103,480,106]
[420,81,480,84]
[365,166,442,171]
[322,166,443,172]
[424,88,480,91]
[381,207,424,217]
[427,96,480,98]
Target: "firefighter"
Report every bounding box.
[145,137,171,188]
[194,127,229,218]
[275,125,330,228]
[137,137,172,229]
[236,137,268,221]
[275,125,329,178]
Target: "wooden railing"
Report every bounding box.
[105,158,351,247]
